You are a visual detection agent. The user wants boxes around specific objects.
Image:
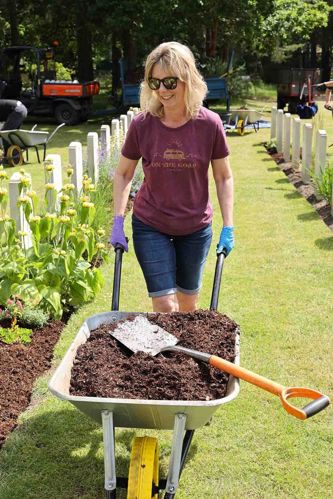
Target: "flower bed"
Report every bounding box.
[0,319,65,448]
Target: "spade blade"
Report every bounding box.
[110,315,178,356]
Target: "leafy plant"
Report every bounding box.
[0,165,109,320]
[0,298,33,344]
[0,325,32,345]
[20,307,49,328]
[312,161,333,204]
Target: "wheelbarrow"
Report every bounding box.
[49,249,240,498]
[0,122,65,166]
[223,109,266,135]
[49,248,329,498]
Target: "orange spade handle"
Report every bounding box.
[209,355,330,420]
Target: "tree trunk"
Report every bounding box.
[6,0,19,45]
[111,36,121,96]
[320,12,333,81]
[122,36,138,83]
[76,13,94,81]
[310,36,317,68]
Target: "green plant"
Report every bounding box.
[0,165,109,319]
[0,297,49,328]
[227,66,255,100]
[0,325,32,344]
[89,158,114,234]
[55,62,72,80]
[0,298,33,344]
[312,161,333,203]
[198,57,228,77]
[20,307,49,328]
[266,138,277,149]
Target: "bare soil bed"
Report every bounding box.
[0,320,65,448]
[266,146,333,231]
[70,310,239,401]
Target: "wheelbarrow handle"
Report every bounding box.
[280,387,330,420]
[111,244,125,311]
[209,355,330,420]
[210,250,227,311]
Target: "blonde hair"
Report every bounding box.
[140,41,207,119]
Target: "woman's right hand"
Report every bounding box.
[109,215,128,252]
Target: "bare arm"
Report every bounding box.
[113,154,139,216]
[211,155,234,226]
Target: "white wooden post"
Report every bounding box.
[120,114,128,135]
[271,107,277,139]
[87,132,99,183]
[301,124,313,184]
[283,113,291,162]
[314,130,327,178]
[100,125,111,163]
[45,154,63,211]
[68,141,83,192]
[127,110,134,127]
[9,172,32,248]
[133,107,140,115]
[276,109,284,153]
[291,117,301,169]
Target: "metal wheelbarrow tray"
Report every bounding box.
[49,310,240,430]
[224,109,268,135]
[0,123,65,165]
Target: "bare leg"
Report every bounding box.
[152,294,179,312]
[325,88,332,106]
[176,291,198,312]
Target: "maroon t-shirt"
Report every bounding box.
[122,106,230,235]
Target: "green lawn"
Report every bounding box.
[0,99,332,498]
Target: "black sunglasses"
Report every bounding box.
[148,76,178,90]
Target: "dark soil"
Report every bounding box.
[265,146,333,231]
[0,320,65,448]
[70,310,239,401]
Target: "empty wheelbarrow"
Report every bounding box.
[224,109,267,135]
[0,122,65,166]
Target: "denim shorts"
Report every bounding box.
[132,215,212,297]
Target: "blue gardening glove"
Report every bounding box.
[109,215,128,252]
[216,226,234,256]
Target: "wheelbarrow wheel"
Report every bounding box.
[7,144,24,167]
[127,436,159,499]
[236,119,245,136]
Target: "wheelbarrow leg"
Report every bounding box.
[164,413,187,498]
[102,410,117,498]
[34,145,41,163]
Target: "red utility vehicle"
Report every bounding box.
[0,46,100,125]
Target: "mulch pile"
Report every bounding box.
[0,320,65,448]
[70,310,239,401]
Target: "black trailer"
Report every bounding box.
[276,68,320,114]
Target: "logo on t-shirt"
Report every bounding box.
[163,149,185,160]
[151,139,197,170]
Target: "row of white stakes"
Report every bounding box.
[8,108,140,247]
[270,107,332,215]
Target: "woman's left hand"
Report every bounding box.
[216,226,234,255]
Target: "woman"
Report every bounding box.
[110,41,234,313]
